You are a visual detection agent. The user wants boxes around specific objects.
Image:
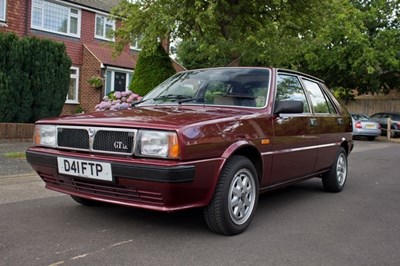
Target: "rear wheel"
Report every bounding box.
[203,155,259,235]
[70,195,102,206]
[322,147,348,192]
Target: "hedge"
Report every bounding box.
[0,33,71,123]
[129,44,176,96]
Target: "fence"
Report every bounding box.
[0,123,34,140]
[344,99,400,116]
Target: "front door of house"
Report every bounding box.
[114,72,126,91]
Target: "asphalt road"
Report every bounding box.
[1,140,399,266]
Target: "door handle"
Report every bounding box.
[310,118,318,126]
[337,118,343,125]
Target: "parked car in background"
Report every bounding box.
[369,112,400,138]
[351,113,381,141]
[26,67,354,235]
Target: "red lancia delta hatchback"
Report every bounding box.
[26,67,353,235]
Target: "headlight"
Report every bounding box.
[33,125,57,147]
[136,130,180,159]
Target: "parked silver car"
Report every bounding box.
[351,113,381,141]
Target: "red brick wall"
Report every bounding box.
[80,47,103,113]
[0,0,29,36]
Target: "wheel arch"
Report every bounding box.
[221,142,263,183]
[340,138,351,155]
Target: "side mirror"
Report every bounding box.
[274,100,304,114]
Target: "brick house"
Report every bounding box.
[0,0,185,115]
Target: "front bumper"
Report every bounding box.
[26,148,223,211]
[26,151,195,183]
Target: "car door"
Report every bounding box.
[301,78,345,172]
[269,73,318,184]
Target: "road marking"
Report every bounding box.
[48,240,134,266]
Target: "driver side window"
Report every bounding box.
[276,74,310,113]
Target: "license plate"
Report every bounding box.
[365,124,376,129]
[57,157,112,182]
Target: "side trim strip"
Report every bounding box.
[261,142,338,156]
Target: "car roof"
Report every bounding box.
[183,67,325,84]
[277,69,324,83]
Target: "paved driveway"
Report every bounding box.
[1,139,399,265]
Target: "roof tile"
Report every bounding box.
[84,43,136,69]
[64,0,121,12]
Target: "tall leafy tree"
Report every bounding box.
[112,0,400,96]
[297,0,400,97]
[112,0,330,63]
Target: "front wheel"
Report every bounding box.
[203,155,259,235]
[322,147,348,192]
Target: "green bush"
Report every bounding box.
[0,71,18,122]
[129,44,176,96]
[0,33,71,123]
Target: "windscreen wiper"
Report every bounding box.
[154,94,192,101]
[132,94,195,107]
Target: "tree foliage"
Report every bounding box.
[296,0,400,97]
[112,0,400,97]
[112,0,328,60]
[0,33,71,123]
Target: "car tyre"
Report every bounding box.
[203,155,259,235]
[70,195,102,206]
[322,147,348,193]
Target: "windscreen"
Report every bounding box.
[137,68,270,108]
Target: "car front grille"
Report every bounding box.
[58,128,90,149]
[56,126,136,155]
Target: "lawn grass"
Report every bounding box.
[4,152,26,159]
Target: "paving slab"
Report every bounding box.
[0,140,35,177]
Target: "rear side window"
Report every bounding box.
[391,115,400,121]
[276,74,310,113]
[302,79,337,114]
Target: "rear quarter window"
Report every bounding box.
[302,79,337,114]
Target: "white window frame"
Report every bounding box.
[104,67,133,94]
[95,14,115,41]
[130,35,142,51]
[0,0,6,22]
[31,0,81,38]
[66,66,79,104]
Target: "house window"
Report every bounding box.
[31,0,81,38]
[130,35,142,51]
[66,67,79,104]
[95,14,115,41]
[104,68,133,95]
[0,0,6,22]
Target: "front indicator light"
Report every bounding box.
[168,133,180,159]
[137,130,180,159]
[33,125,57,147]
